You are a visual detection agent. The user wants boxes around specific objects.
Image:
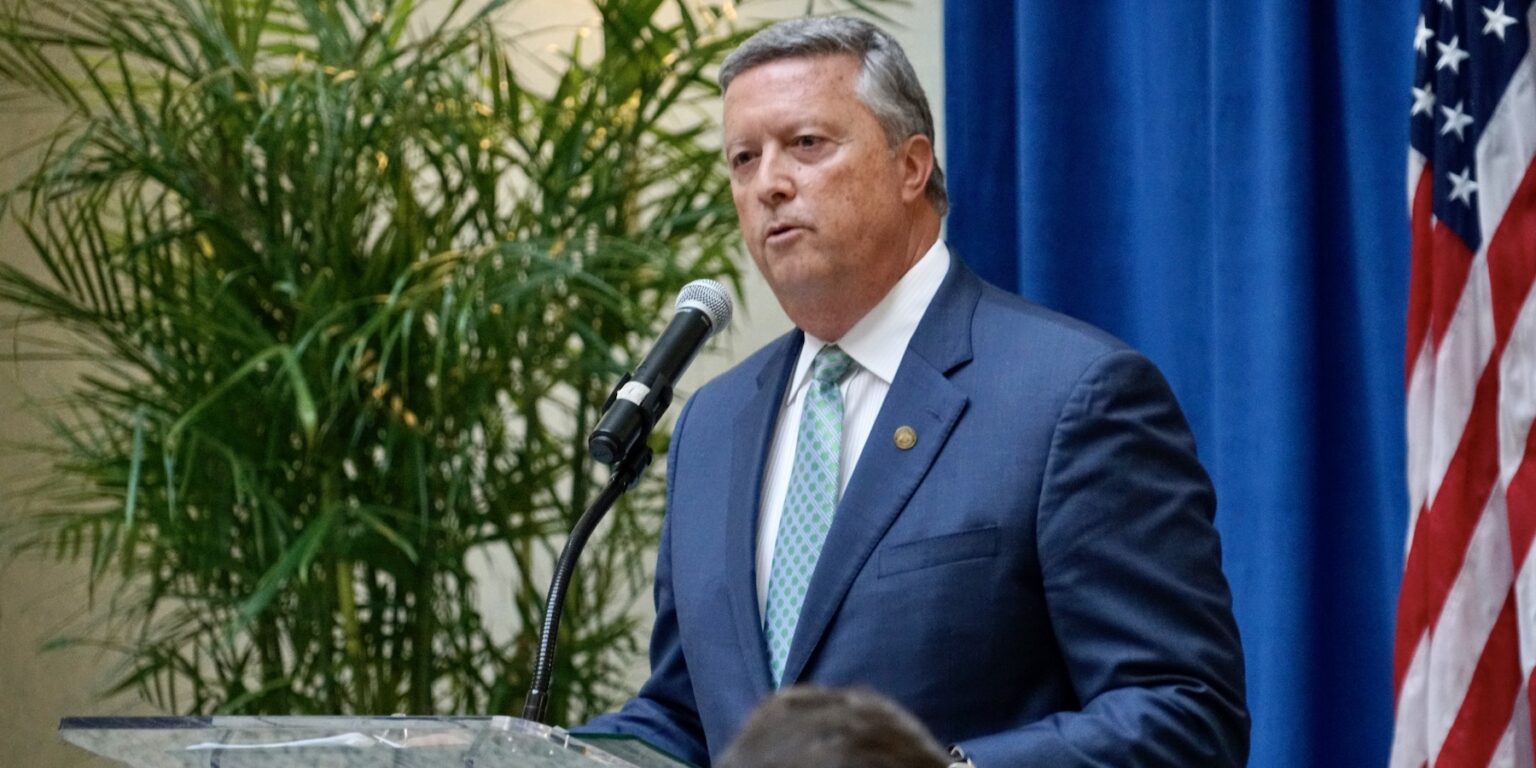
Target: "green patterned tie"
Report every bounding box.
[763,344,856,687]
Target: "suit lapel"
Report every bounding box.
[724,331,802,699]
[778,261,983,687]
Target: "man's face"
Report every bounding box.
[722,54,920,326]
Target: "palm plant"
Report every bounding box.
[0,0,896,723]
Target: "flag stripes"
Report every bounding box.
[1392,0,1536,765]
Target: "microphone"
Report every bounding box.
[524,280,730,724]
[588,279,732,467]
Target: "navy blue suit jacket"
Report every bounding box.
[583,259,1248,766]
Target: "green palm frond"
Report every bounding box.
[0,0,894,722]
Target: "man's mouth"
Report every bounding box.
[766,223,806,242]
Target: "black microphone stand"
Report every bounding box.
[521,444,652,724]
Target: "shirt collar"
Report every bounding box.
[785,239,952,402]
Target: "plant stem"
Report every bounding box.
[410,437,435,713]
[336,559,367,710]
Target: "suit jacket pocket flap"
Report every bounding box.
[878,525,999,577]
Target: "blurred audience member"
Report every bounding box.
[717,686,952,768]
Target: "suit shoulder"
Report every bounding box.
[970,281,1135,369]
[959,284,1192,441]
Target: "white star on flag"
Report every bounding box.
[1437,35,1471,72]
[1439,0,1454,8]
[1482,2,1519,40]
[1416,15,1435,53]
[1448,167,1478,204]
[1440,100,1474,138]
[1412,84,1437,116]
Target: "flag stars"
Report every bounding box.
[1413,83,1437,116]
[1482,2,1518,41]
[1437,36,1471,73]
[1449,167,1479,205]
[1439,0,1455,8]
[1416,15,1435,54]
[1440,100,1474,139]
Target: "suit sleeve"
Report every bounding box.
[574,397,710,766]
[959,349,1249,767]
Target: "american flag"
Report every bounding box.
[1393,0,1536,764]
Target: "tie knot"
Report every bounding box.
[811,345,855,386]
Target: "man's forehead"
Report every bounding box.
[723,52,862,95]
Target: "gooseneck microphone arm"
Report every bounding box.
[521,444,650,724]
[522,280,732,725]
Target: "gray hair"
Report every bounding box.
[720,17,948,216]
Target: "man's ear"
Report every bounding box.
[897,134,935,204]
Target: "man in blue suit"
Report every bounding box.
[582,17,1248,767]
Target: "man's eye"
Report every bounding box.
[792,136,822,149]
[730,151,757,168]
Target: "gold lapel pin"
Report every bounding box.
[894,426,917,451]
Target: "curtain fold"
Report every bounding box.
[944,2,1416,764]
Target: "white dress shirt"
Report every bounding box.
[755,240,952,617]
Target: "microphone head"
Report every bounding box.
[675,279,733,339]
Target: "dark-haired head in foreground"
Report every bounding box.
[717,686,949,768]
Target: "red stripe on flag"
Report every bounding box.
[1429,221,1476,357]
[1488,156,1536,572]
[1486,157,1536,345]
[1397,502,1432,696]
[1508,425,1536,573]
[1529,663,1536,760]
[1407,165,1436,380]
[1432,591,1521,768]
[1395,360,1504,689]
[1395,218,1482,699]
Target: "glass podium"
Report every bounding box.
[58,715,697,768]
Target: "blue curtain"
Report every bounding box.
[944,2,1416,765]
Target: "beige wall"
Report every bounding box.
[0,109,138,766]
[0,2,944,765]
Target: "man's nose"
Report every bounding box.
[753,149,795,205]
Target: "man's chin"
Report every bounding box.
[758,264,831,303]
[762,281,866,338]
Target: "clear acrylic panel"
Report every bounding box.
[58,715,694,768]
